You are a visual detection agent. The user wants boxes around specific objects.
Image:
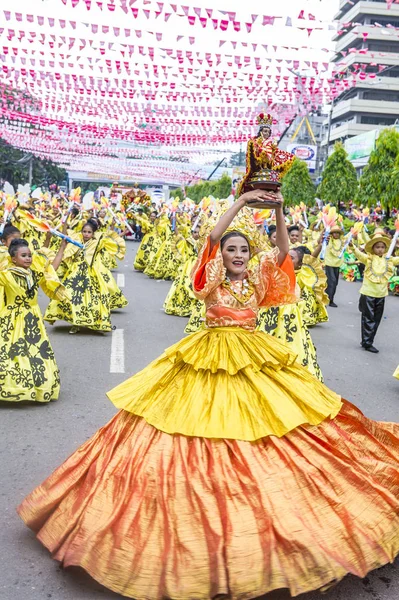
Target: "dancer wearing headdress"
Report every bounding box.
[18,189,399,600]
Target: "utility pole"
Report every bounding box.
[238,143,243,166]
[326,100,334,151]
[207,157,226,181]
[28,156,33,185]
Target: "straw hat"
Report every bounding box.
[365,232,391,254]
[330,226,344,235]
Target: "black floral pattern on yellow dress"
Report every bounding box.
[256,305,323,382]
[134,232,156,271]
[45,248,112,332]
[69,261,90,306]
[300,287,328,327]
[0,270,60,402]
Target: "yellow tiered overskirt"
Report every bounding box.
[108,327,342,440]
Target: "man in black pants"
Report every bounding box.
[353,231,399,353]
[324,226,344,307]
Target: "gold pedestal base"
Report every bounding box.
[247,169,281,193]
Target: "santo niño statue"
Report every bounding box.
[237,113,294,195]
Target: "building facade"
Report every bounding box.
[322,0,399,149]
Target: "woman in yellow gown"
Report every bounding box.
[0,238,68,402]
[143,214,170,277]
[148,216,184,281]
[92,224,128,311]
[256,297,323,381]
[44,219,124,333]
[293,245,329,327]
[18,190,399,599]
[254,234,324,380]
[163,226,199,316]
[186,240,323,381]
[133,211,157,271]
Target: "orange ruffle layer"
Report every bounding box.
[18,404,399,599]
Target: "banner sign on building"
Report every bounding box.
[345,130,377,162]
[287,144,317,172]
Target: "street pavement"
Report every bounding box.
[0,242,398,600]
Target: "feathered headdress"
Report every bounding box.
[199,200,262,251]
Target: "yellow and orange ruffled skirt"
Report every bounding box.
[18,328,399,599]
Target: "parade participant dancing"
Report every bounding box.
[44,219,125,334]
[18,189,399,599]
[353,230,399,354]
[0,239,69,402]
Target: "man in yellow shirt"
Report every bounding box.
[353,231,399,353]
[324,226,344,307]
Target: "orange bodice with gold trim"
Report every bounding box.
[192,238,297,331]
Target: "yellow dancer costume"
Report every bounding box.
[149,223,184,280]
[143,216,170,277]
[296,254,329,327]
[184,297,206,334]
[0,245,56,309]
[256,299,323,381]
[163,236,198,316]
[97,231,128,310]
[0,256,68,402]
[15,210,45,251]
[18,235,399,599]
[133,216,156,271]
[185,256,323,380]
[44,232,124,331]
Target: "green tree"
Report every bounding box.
[170,187,184,201]
[0,138,67,188]
[357,128,399,213]
[281,157,315,207]
[214,173,232,199]
[317,142,358,209]
[171,173,232,203]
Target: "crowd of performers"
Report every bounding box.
[0,185,399,406]
[0,185,398,405]
[0,186,129,402]
[133,194,399,378]
[8,186,399,600]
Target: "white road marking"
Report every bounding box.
[117,273,125,288]
[110,329,125,373]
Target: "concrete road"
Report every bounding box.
[0,243,398,600]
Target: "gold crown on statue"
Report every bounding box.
[199,201,261,252]
[256,113,273,127]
